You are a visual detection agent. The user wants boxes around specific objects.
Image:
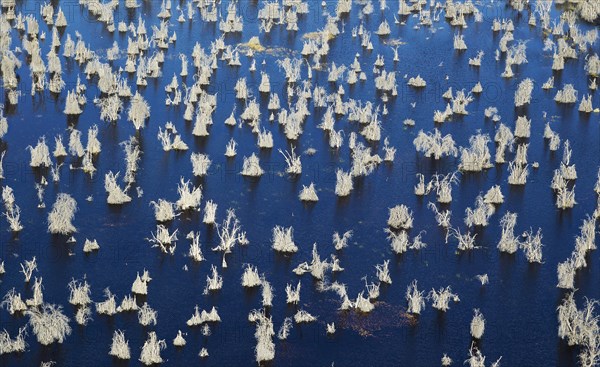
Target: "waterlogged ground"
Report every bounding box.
[0,1,599,366]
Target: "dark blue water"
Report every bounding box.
[0,1,599,366]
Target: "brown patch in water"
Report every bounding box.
[336,301,416,337]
